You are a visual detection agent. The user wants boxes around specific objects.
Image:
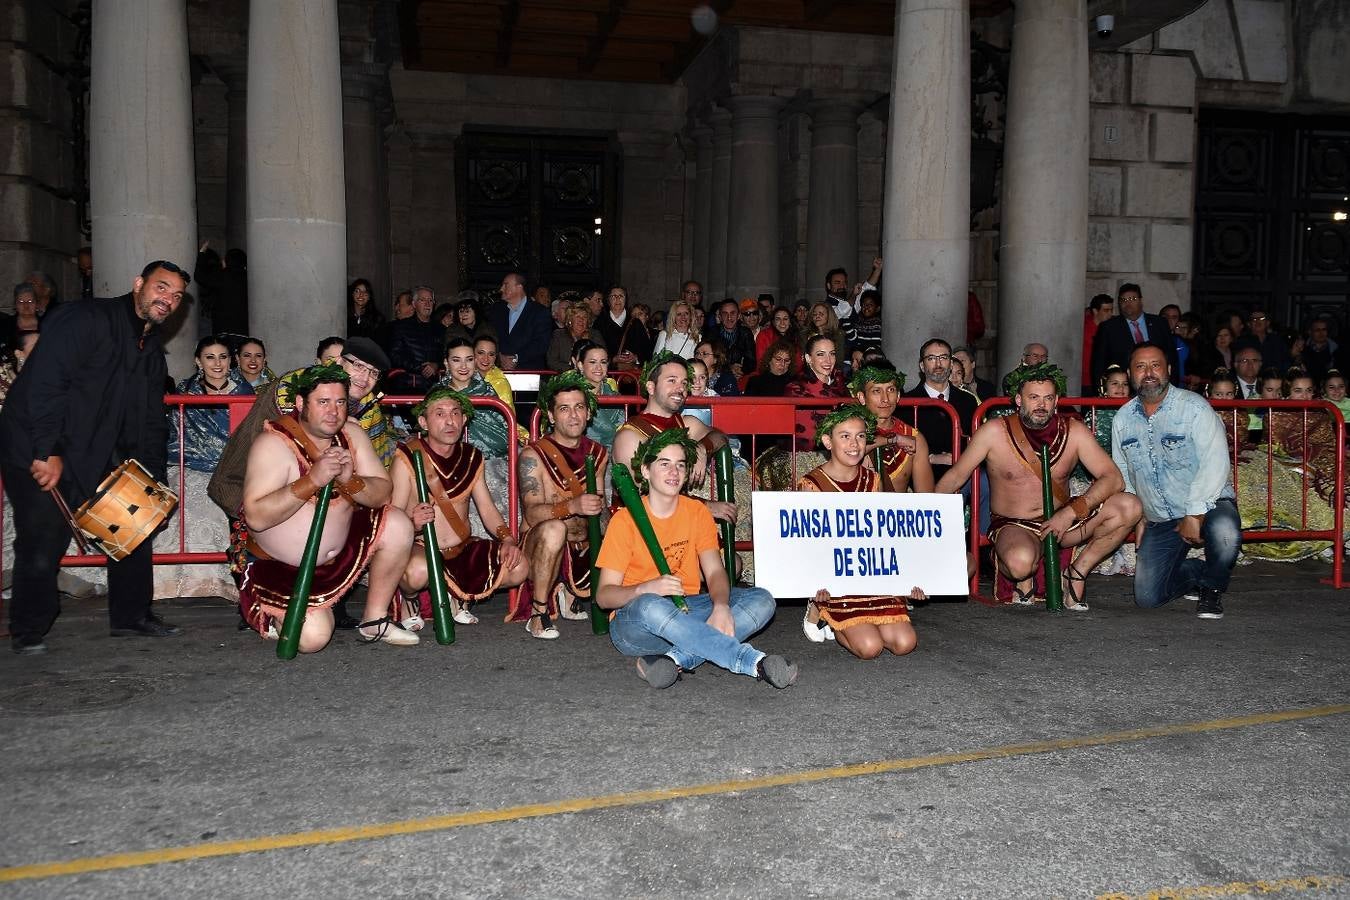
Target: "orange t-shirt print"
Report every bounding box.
[596,495,718,597]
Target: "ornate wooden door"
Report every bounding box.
[1194,110,1349,335]
[457,130,621,300]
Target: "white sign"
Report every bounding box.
[750,491,968,598]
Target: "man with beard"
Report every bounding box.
[236,363,417,651]
[902,338,977,482]
[510,371,609,638]
[389,386,527,631]
[849,365,934,493]
[611,351,734,524]
[1111,343,1239,619]
[1,260,190,653]
[936,362,1140,610]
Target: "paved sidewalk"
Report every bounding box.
[1,560,1347,899]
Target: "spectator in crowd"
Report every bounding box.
[4,282,40,349]
[1175,312,1206,389]
[792,300,811,332]
[1158,303,1192,381]
[489,272,558,371]
[473,333,514,409]
[744,340,795,397]
[824,257,882,330]
[316,335,345,364]
[756,293,775,320]
[1302,317,1342,381]
[1081,293,1114,392]
[214,248,249,337]
[387,285,445,392]
[548,303,596,372]
[686,358,716,429]
[1224,310,1246,341]
[1202,325,1236,378]
[582,289,605,321]
[438,335,510,460]
[573,338,624,451]
[904,338,977,483]
[1001,342,1048,396]
[533,284,552,308]
[25,270,58,317]
[1079,364,1134,577]
[952,345,998,403]
[709,299,756,378]
[1090,283,1178,386]
[550,297,569,330]
[347,278,384,340]
[805,302,848,370]
[850,289,883,368]
[595,285,651,371]
[758,305,801,375]
[1321,369,1349,423]
[1204,369,1249,457]
[653,299,700,359]
[740,299,766,354]
[1233,307,1291,372]
[1112,342,1240,619]
[235,338,274,389]
[694,339,739,397]
[1233,347,1265,441]
[786,334,849,451]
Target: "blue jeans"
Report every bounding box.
[610,587,776,676]
[1134,499,1241,608]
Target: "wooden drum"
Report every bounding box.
[72,459,178,560]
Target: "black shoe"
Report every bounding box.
[110,616,182,637]
[635,654,680,689]
[11,634,47,655]
[332,609,361,630]
[1196,589,1224,620]
[756,654,798,689]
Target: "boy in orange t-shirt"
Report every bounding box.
[596,429,796,689]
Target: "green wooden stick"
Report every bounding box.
[1040,446,1064,612]
[611,463,688,612]
[411,449,455,645]
[585,455,608,635]
[277,482,334,659]
[713,444,736,579]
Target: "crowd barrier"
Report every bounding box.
[968,397,1346,594]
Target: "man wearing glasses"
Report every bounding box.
[903,338,978,482]
[1232,307,1290,373]
[1090,283,1179,386]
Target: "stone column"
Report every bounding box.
[997,0,1088,382]
[706,108,733,302]
[725,95,785,300]
[89,0,199,378]
[217,61,249,255]
[881,0,970,369]
[247,0,346,373]
[343,64,391,307]
[690,123,714,290]
[806,98,863,297]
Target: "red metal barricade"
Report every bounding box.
[967,396,1346,597]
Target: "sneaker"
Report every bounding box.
[11,634,47,655]
[801,602,835,643]
[757,654,798,689]
[357,619,420,646]
[636,654,680,689]
[1196,589,1224,620]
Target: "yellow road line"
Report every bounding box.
[2,703,1346,884]
[1098,873,1348,899]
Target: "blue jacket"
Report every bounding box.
[1111,385,1233,522]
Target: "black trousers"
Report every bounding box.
[2,461,154,638]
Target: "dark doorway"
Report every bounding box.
[456,129,621,301]
[1193,110,1349,336]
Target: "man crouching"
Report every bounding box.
[237,362,417,650]
[388,386,527,628]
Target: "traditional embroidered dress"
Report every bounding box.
[398,437,512,605]
[873,418,916,490]
[350,392,398,468]
[233,417,388,637]
[585,378,625,450]
[507,434,609,622]
[797,465,911,631]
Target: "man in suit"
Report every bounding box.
[488,271,554,370]
[903,338,978,483]
[1090,283,1179,387]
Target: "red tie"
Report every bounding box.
[1130,319,1145,344]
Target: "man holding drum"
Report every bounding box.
[1,260,189,654]
[236,362,417,652]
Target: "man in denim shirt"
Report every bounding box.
[1111,343,1240,619]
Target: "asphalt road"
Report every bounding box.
[1,559,1347,899]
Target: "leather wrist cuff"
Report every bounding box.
[551,499,572,520]
[289,476,318,501]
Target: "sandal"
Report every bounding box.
[526,596,559,640]
[801,601,835,643]
[449,595,479,625]
[1010,581,1042,606]
[357,615,419,646]
[398,590,425,632]
[1062,563,1090,612]
[556,584,588,621]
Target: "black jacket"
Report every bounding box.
[1091,314,1180,386]
[385,317,445,392]
[488,299,554,370]
[0,295,169,501]
[903,382,977,481]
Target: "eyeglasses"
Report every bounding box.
[683,288,702,295]
[1249,315,1267,322]
[922,354,952,363]
[342,356,380,379]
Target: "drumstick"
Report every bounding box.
[611,463,688,612]
[713,444,736,579]
[411,449,455,646]
[1040,446,1064,612]
[277,482,334,659]
[585,455,607,635]
[49,490,90,555]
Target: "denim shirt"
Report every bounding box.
[1111,385,1234,522]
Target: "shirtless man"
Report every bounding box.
[849,365,934,493]
[935,363,1141,610]
[388,386,527,629]
[512,371,610,639]
[237,363,417,651]
[611,350,734,524]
